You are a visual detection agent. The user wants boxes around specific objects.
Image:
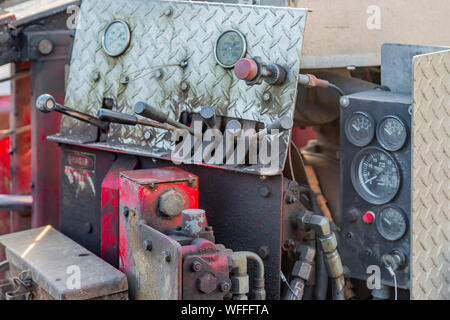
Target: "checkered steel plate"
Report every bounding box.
[411,49,450,300]
[61,0,308,175]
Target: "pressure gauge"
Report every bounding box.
[377,116,407,151]
[351,147,401,205]
[214,30,247,68]
[345,112,375,147]
[102,20,131,57]
[376,206,407,241]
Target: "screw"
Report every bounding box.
[123,207,129,217]
[38,39,53,55]
[258,185,271,198]
[144,240,153,251]
[144,131,152,140]
[346,232,353,239]
[164,251,171,263]
[164,7,173,16]
[154,70,163,79]
[263,92,271,102]
[340,96,350,108]
[180,82,189,91]
[219,282,230,292]
[93,72,101,82]
[120,76,129,85]
[192,261,202,272]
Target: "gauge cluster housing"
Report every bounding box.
[339,89,412,289]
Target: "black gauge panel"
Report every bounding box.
[376,206,407,241]
[377,116,407,151]
[344,112,375,147]
[214,30,247,68]
[351,147,401,205]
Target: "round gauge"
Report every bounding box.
[214,30,247,68]
[345,112,375,147]
[102,20,131,57]
[377,116,407,151]
[351,147,401,205]
[376,206,407,241]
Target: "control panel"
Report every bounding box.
[339,89,412,289]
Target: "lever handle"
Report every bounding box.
[134,101,195,135]
[200,106,217,129]
[97,109,138,126]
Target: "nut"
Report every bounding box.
[197,273,217,294]
[159,190,185,217]
[219,281,230,292]
[291,260,312,281]
[230,275,249,295]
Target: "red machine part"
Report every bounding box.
[119,167,199,272]
[100,157,137,268]
[234,58,258,81]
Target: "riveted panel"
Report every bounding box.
[411,49,450,300]
[60,0,307,175]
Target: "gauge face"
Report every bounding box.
[376,206,407,240]
[345,112,375,147]
[377,116,407,151]
[102,20,131,57]
[214,30,247,68]
[351,147,401,204]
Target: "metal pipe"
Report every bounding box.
[230,251,266,300]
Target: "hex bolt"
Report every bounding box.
[144,240,153,252]
[258,246,270,260]
[38,39,53,55]
[258,185,271,198]
[154,70,163,79]
[263,92,271,102]
[144,130,152,140]
[93,72,101,82]
[120,76,129,85]
[219,282,230,292]
[191,261,202,272]
[346,232,353,239]
[340,96,350,108]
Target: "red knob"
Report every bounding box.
[362,212,375,224]
[234,58,258,81]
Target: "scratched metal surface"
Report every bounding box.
[61,0,307,175]
[411,49,450,300]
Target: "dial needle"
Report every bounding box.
[364,175,377,184]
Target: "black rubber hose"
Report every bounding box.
[331,276,346,300]
[314,246,328,300]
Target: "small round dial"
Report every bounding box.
[102,20,131,57]
[377,116,407,151]
[214,30,247,68]
[351,147,401,205]
[376,206,407,241]
[345,112,375,147]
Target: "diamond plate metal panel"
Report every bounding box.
[411,49,450,300]
[61,0,307,175]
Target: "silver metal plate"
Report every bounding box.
[62,0,308,175]
[411,49,450,300]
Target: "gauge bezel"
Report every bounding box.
[376,115,407,151]
[376,205,408,241]
[214,29,247,68]
[344,111,375,147]
[350,146,401,205]
[102,20,131,57]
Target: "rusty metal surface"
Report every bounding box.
[411,49,450,300]
[0,226,128,299]
[60,0,307,175]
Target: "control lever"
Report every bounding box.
[134,102,195,135]
[97,109,177,132]
[36,94,109,131]
[234,57,287,86]
[200,106,217,129]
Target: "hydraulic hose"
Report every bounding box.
[230,251,266,300]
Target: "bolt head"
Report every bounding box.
[219,282,230,292]
[144,240,153,251]
[144,130,152,140]
[123,207,129,217]
[263,92,271,102]
[197,272,217,294]
[154,70,162,79]
[120,76,129,85]
[180,82,189,91]
[164,7,173,16]
[93,72,101,81]
[258,186,271,198]
[191,261,202,272]
[159,190,185,217]
[340,96,350,108]
[38,39,53,55]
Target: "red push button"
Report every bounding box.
[362,212,375,224]
[234,58,258,81]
